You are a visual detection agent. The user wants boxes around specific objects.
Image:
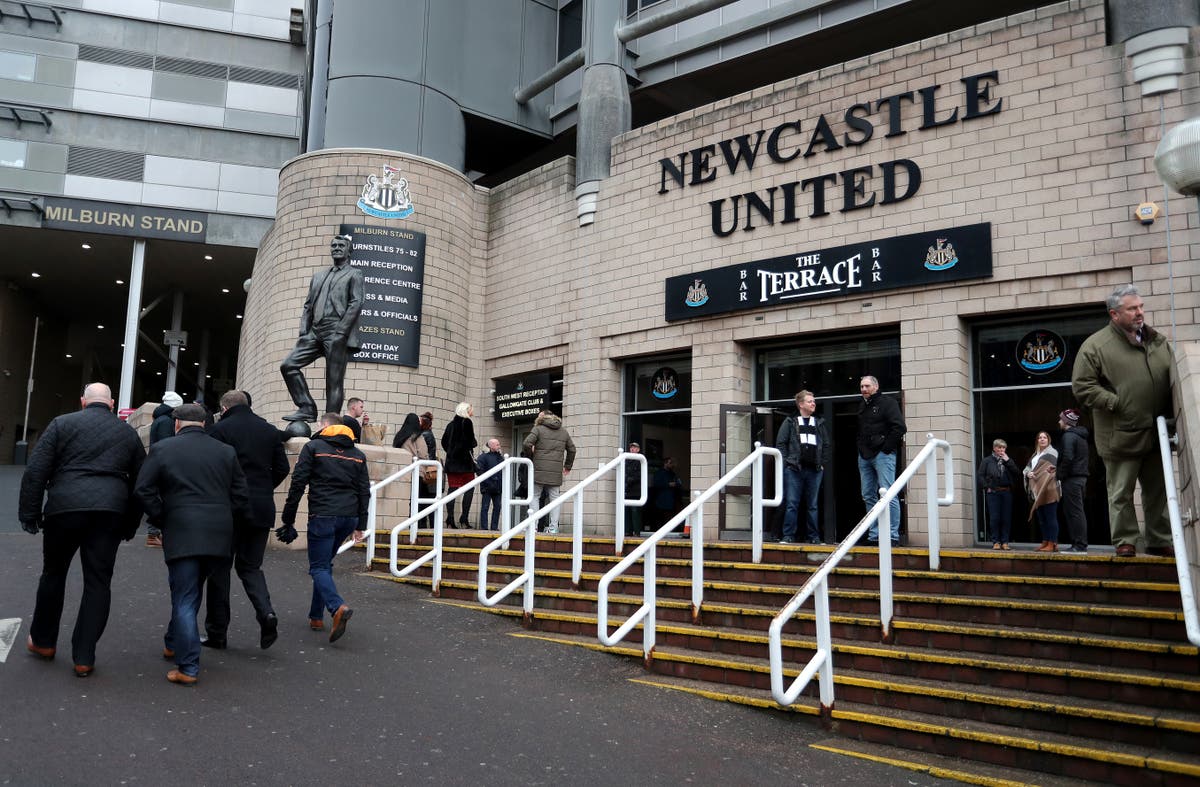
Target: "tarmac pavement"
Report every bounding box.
[0,465,953,786]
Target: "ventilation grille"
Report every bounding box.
[228,65,299,89]
[67,146,145,182]
[77,44,155,70]
[153,55,229,80]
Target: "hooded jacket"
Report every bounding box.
[522,412,577,488]
[149,402,176,444]
[1072,321,1173,458]
[1057,426,1090,481]
[281,425,371,529]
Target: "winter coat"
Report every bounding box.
[19,402,146,529]
[149,402,175,444]
[209,403,290,528]
[975,453,1019,491]
[1072,321,1173,458]
[775,414,832,469]
[1057,426,1090,481]
[624,456,644,500]
[441,415,478,474]
[341,414,362,442]
[522,412,577,488]
[856,392,906,459]
[281,426,371,529]
[1025,451,1060,521]
[651,467,682,511]
[134,426,252,561]
[475,449,504,494]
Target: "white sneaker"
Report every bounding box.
[545,526,558,535]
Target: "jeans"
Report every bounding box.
[782,465,823,542]
[1060,478,1087,549]
[479,490,501,530]
[1035,501,1060,543]
[31,511,122,667]
[307,515,358,619]
[859,452,900,542]
[984,490,1013,545]
[166,555,228,677]
[205,526,273,640]
[530,484,562,531]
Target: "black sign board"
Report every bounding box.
[41,197,208,242]
[664,222,992,321]
[494,374,551,420]
[340,222,426,367]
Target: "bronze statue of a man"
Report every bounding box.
[280,234,364,422]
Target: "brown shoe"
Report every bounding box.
[1116,544,1136,558]
[166,669,197,686]
[330,604,353,643]
[1000,543,1011,550]
[162,647,175,660]
[1036,541,1057,552]
[74,665,93,678]
[146,534,163,548]
[26,636,55,660]
[1147,545,1176,558]
[309,618,325,631]
[992,543,1002,550]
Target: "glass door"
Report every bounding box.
[719,403,756,536]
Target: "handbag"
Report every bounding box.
[421,462,440,484]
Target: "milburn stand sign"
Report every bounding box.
[340,222,425,367]
[664,222,992,322]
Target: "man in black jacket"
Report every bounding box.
[776,390,832,544]
[1057,408,1090,554]
[204,390,291,649]
[975,438,1021,549]
[857,375,907,546]
[18,382,146,677]
[135,404,253,686]
[278,413,370,643]
[145,391,184,547]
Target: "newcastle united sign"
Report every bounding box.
[664,223,992,321]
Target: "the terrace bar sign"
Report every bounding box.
[495,374,550,420]
[41,197,208,242]
[665,222,992,322]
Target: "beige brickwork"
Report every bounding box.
[241,0,1200,546]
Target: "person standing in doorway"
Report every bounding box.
[475,438,504,531]
[442,402,478,528]
[1072,284,1175,557]
[775,390,831,544]
[19,382,146,677]
[623,442,644,538]
[650,457,683,532]
[857,376,906,546]
[975,439,1020,550]
[522,409,576,535]
[1057,408,1090,554]
[1025,430,1060,552]
[204,390,290,650]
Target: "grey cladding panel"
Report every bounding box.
[168,0,234,9]
[152,71,227,105]
[0,167,65,194]
[35,55,75,87]
[26,141,68,172]
[67,146,145,181]
[328,0,426,81]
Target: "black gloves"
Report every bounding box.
[21,520,39,535]
[275,524,298,544]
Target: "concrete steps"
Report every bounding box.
[359,530,1200,784]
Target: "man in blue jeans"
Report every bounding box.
[134,404,252,686]
[278,413,370,643]
[775,390,831,544]
[856,376,907,546]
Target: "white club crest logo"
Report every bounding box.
[357,165,414,219]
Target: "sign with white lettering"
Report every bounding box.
[340,222,425,367]
[494,374,551,420]
[41,197,207,242]
[664,222,991,321]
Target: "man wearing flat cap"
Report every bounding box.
[279,234,365,422]
[135,403,253,686]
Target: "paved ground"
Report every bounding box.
[1,465,954,786]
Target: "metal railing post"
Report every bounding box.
[690,500,704,621]
[752,443,764,564]
[365,490,377,568]
[616,458,626,554]
[877,493,893,641]
[643,547,656,663]
[814,583,834,706]
[926,444,941,571]
[1157,416,1200,646]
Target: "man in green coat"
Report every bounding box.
[1071,284,1174,558]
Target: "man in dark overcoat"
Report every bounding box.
[135,404,253,686]
[18,382,146,677]
[204,390,291,649]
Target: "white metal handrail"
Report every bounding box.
[1156,416,1200,647]
[614,452,649,555]
[476,452,643,617]
[338,458,442,565]
[596,443,783,663]
[383,456,532,595]
[768,435,953,709]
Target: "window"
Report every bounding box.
[0,50,36,81]
[754,334,900,402]
[557,0,583,60]
[0,138,28,168]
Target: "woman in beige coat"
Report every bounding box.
[1025,431,1061,552]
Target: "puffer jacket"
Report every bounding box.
[149,402,176,444]
[1072,321,1173,458]
[1057,426,1090,481]
[522,412,577,487]
[281,426,371,529]
[19,402,146,525]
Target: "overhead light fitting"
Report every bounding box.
[96,324,104,329]
[81,243,91,250]
[221,288,230,293]
[31,272,40,278]
[204,255,213,260]
[116,279,124,285]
